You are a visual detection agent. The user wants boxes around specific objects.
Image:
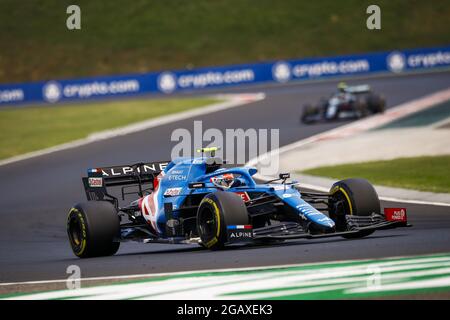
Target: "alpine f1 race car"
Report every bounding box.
[67,147,409,258]
[300,82,386,124]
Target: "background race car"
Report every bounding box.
[301,83,386,124]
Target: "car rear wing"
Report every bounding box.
[345,84,371,94]
[82,161,169,204]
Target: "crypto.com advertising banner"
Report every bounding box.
[1,45,449,106]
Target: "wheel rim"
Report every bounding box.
[68,216,83,247]
[330,190,351,231]
[198,205,217,239]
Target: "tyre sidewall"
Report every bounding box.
[67,207,89,257]
[330,178,380,239]
[67,201,120,258]
[197,192,248,250]
[330,178,380,217]
[197,194,226,249]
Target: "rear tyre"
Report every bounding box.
[366,94,386,114]
[329,178,380,239]
[196,192,249,250]
[355,99,368,118]
[67,201,120,258]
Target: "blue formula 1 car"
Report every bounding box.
[67,147,409,258]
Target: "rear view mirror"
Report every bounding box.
[279,173,290,180]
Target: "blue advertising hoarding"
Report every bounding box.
[1,45,449,106]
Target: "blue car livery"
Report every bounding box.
[67,148,409,258]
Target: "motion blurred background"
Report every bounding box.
[1,0,449,161]
[1,0,449,83]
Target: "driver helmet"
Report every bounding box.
[210,173,236,189]
[337,82,347,92]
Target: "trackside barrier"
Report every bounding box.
[1,45,449,106]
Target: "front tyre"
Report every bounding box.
[196,192,249,250]
[354,99,368,118]
[67,201,120,258]
[301,104,317,124]
[329,178,380,239]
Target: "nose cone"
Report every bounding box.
[281,194,336,232]
[312,217,336,233]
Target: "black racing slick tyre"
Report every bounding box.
[355,100,368,118]
[366,94,386,114]
[197,192,249,250]
[67,201,120,258]
[329,178,380,239]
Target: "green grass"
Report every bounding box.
[0,97,218,160]
[302,156,450,193]
[0,0,449,83]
